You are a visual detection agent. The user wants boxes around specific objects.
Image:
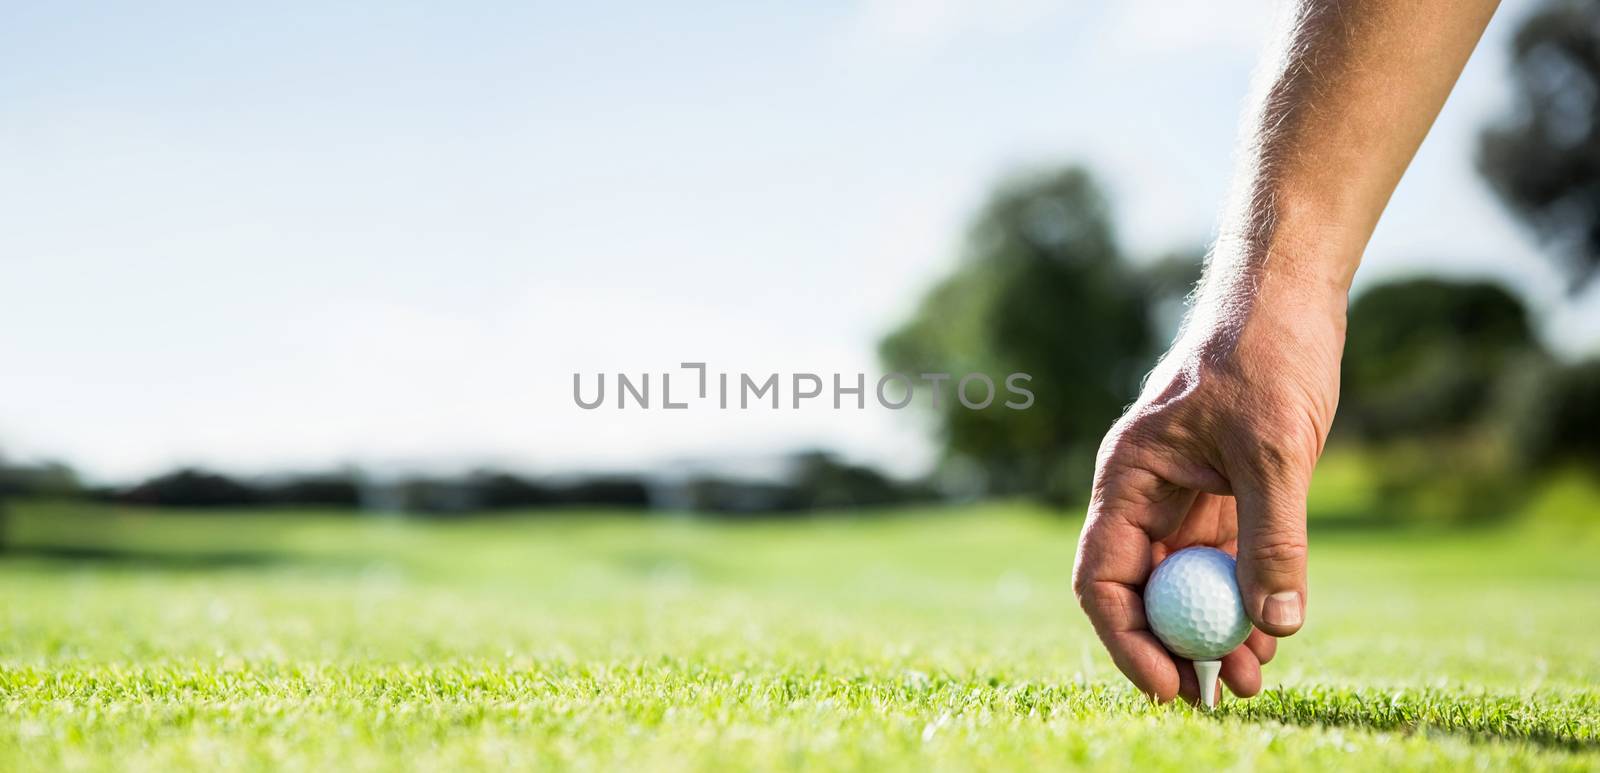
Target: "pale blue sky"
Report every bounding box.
[2,0,1593,481]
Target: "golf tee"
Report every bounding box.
[1193,660,1222,710]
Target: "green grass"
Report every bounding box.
[1,474,1598,770]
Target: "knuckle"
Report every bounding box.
[1075,579,1141,629]
[1098,417,1150,463]
[1234,418,1317,483]
[1072,576,1102,616]
[1071,566,1092,603]
[1245,537,1308,572]
[1253,436,1296,473]
[1070,536,1099,604]
[1100,411,1190,473]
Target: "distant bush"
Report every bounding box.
[1339,278,1543,442]
[1362,437,1528,524]
[789,451,934,509]
[385,476,481,515]
[117,468,260,508]
[378,472,648,515]
[89,465,654,515]
[466,471,557,509]
[1,453,939,518]
[680,451,938,516]
[0,460,82,499]
[681,478,807,516]
[110,469,364,509]
[259,473,363,508]
[1513,358,1600,470]
[1332,278,1571,523]
[548,476,651,509]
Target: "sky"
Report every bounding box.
[2,0,1596,483]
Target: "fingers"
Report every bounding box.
[1175,657,1200,704]
[1245,628,1277,664]
[1074,509,1182,701]
[1078,577,1183,701]
[1074,462,1199,702]
[1220,644,1263,697]
[1232,470,1310,638]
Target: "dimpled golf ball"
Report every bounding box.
[1143,547,1252,661]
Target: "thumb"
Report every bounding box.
[1233,473,1309,638]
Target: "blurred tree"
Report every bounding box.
[1339,278,1544,441]
[682,477,806,516]
[466,470,556,510]
[1338,278,1558,522]
[1514,358,1600,468]
[552,476,651,509]
[1138,248,1205,347]
[0,450,7,553]
[260,472,363,508]
[681,451,933,516]
[0,459,82,499]
[392,476,479,515]
[1477,0,1600,291]
[787,450,932,509]
[118,468,259,508]
[0,456,86,549]
[880,167,1155,502]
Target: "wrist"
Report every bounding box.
[1195,230,1358,341]
[1173,244,1350,372]
[1211,182,1368,306]
[1194,254,1351,331]
[1158,194,1360,387]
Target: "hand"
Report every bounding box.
[1072,277,1345,703]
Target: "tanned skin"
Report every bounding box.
[1073,1,1501,704]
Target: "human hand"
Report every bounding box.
[1072,273,1346,703]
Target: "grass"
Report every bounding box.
[0,471,1597,770]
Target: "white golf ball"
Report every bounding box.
[1143,546,1252,661]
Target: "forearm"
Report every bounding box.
[1202,0,1499,313]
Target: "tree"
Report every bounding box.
[1339,278,1543,441]
[1514,358,1600,468]
[1138,248,1205,347]
[261,472,363,508]
[786,450,928,510]
[465,470,556,510]
[118,468,260,508]
[0,456,84,551]
[0,452,7,553]
[1337,278,1554,522]
[1477,0,1600,291]
[880,167,1155,501]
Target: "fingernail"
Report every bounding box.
[1263,591,1302,628]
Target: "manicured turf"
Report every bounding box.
[1,474,1597,770]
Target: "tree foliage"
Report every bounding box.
[1477,0,1600,291]
[880,167,1155,501]
[1514,357,1600,468]
[1339,278,1542,441]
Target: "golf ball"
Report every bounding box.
[1143,547,1252,660]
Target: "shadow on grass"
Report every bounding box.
[0,544,297,571]
[1217,686,1600,752]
